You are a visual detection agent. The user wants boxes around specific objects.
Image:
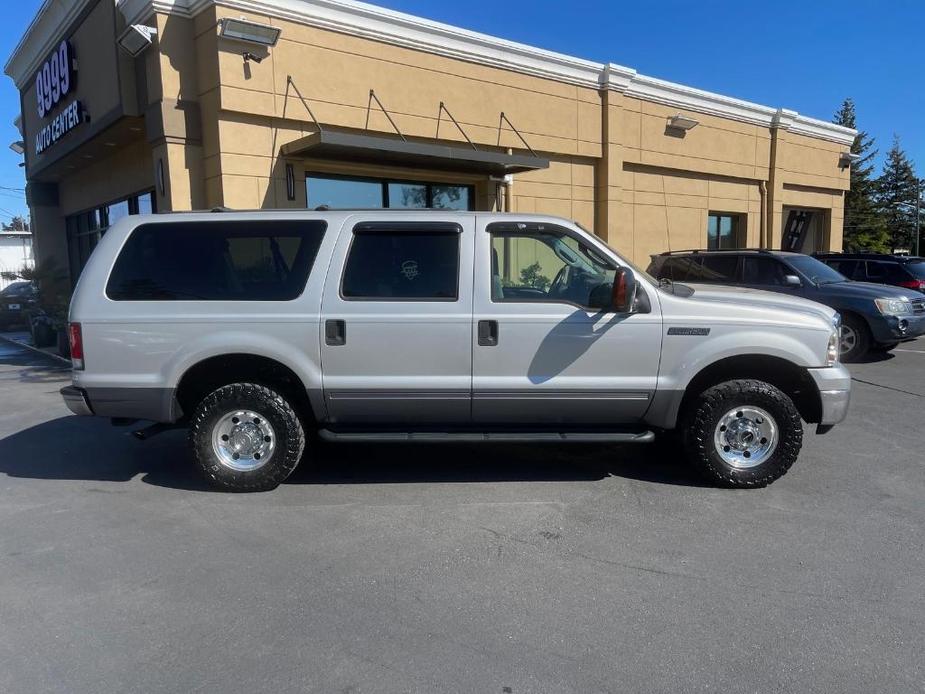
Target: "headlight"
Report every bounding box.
[826,329,839,366]
[874,298,913,316]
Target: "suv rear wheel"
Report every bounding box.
[189,383,305,492]
[683,379,803,488]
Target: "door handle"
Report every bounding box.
[477,319,498,347]
[325,319,346,346]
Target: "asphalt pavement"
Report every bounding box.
[0,337,923,693]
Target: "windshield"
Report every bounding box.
[573,222,658,285]
[786,255,847,285]
[0,282,32,298]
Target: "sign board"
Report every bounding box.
[32,40,85,156]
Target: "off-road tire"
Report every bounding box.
[189,383,305,492]
[682,379,803,489]
[840,314,871,362]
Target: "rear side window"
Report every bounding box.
[825,259,860,279]
[906,260,925,279]
[699,255,740,282]
[865,261,908,283]
[106,220,327,301]
[341,223,460,300]
[659,256,702,281]
[743,257,789,285]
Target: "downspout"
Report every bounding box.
[758,181,768,249]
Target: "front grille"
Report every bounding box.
[912,299,925,315]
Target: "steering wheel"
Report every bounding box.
[549,265,569,296]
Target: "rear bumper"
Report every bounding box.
[806,364,851,427]
[60,386,94,416]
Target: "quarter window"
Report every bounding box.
[106,221,326,301]
[341,224,460,300]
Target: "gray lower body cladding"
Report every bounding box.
[63,386,179,422]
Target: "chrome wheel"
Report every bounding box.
[211,410,276,472]
[839,325,857,356]
[713,406,779,469]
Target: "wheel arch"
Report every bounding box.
[175,353,317,424]
[651,354,822,429]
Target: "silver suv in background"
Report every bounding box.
[61,211,850,491]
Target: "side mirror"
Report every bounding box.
[784,274,802,288]
[612,267,638,313]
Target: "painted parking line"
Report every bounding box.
[894,349,925,354]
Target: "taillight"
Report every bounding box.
[68,322,84,370]
[898,280,925,291]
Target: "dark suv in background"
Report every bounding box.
[814,253,925,294]
[648,249,925,362]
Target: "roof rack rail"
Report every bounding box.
[210,206,234,213]
[657,248,774,256]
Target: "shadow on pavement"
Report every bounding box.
[0,415,708,492]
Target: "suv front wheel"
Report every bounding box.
[683,379,803,488]
[189,383,306,491]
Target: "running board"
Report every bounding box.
[317,429,655,444]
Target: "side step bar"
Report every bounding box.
[318,430,655,444]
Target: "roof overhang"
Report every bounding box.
[281,129,549,176]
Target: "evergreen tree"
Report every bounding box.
[833,99,889,252]
[875,135,920,252]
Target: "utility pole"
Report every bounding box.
[916,180,921,257]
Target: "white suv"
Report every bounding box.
[61,210,850,491]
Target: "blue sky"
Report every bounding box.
[2,0,924,224]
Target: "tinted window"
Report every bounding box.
[825,259,860,279]
[342,225,460,300]
[107,221,326,301]
[906,260,925,279]
[865,261,907,283]
[699,255,739,282]
[659,256,702,282]
[743,257,789,286]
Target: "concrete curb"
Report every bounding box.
[0,334,71,367]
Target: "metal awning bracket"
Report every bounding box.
[436,102,478,151]
[286,75,323,132]
[497,112,537,158]
[365,90,406,142]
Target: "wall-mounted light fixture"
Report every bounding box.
[219,18,281,46]
[242,51,263,64]
[839,152,860,169]
[9,141,25,155]
[118,24,158,57]
[285,163,295,201]
[667,113,699,131]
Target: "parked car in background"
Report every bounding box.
[814,253,925,294]
[0,281,37,330]
[647,249,925,362]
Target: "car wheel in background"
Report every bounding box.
[189,383,305,492]
[839,314,871,362]
[683,379,803,489]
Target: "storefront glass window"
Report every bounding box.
[65,189,157,284]
[388,182,427,208]
[306,174,474,211]
[307,176,383,209]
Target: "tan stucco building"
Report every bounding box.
[5,0,857,284]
